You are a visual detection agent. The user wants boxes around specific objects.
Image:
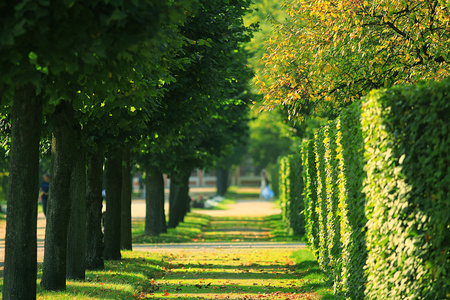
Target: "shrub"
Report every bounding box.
[323,121,342,286]
[302,140,319,256]
[362,79,450,299]
[289,153,305,235]
[336,102,367,299]
[279,156,289,226]
[314,128,329,271]
[278,154,305,235]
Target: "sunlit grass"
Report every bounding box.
[224,186,260,200]
[132,212,302,244]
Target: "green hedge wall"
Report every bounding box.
[279,154,305,235]
[336,102,367,299]
[279,156,289,226]
[284,78,449,299]
[302,140,319,256]
[323,121,342,286]
[314,128,329,271]
[362,80,450,299]
[289,154,305,235]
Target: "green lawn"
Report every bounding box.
[21,247,333,300]
[132,213,302,244]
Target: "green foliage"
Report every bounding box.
[336,102,367,299]
[279,156,289,225]
[361,79,450,299]
[255,0,450,121]
[249,110,298,171]
[314,128,329,272]
[302,140,319,257]
[279,154,305,236]
[289,153,305,236]
[323,121,342,286]
[137,0,255,174]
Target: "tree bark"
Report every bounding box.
[216,167,229,196]
[41,101,77,291]
[144,167,166,236]
[4,83,42,300]
[103,149,122,260]
[66,140,86,280]
[85,152,104,270]
[120,147,132,250]
[168,170,191,228]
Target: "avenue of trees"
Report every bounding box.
[0,0,256,298]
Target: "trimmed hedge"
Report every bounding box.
[283,78,449,299]
[362,80,450,299]
[279,154,305,235]
[336,102,367,299]
[314,128,329,271]
[323,121,342,286]
[302,139,319,256]
[279,156,289,226]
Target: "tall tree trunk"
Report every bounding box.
[103,149,122,260]
[168,170,190,228]
[85,152,104,270]
[41,101,77,291]
[121,147,132,250]
[66,140,86,280]
[216,167,229,196]
[4,84,41,300]
[144,167,166,236]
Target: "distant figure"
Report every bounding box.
[260,169,274,200]
[39,173,50,217]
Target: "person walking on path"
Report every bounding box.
[39,173,50,217]
[260,169,274,200]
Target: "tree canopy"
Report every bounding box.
[255,0,450,120]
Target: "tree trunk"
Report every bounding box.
[103,149,122,260]
[144,167,166,236]
[66,140,86,280]
[216,167,229,196]
[168,170,191,228]
[85,152,104,270]
[41,101,77,291]
[121,147,132,250]
[4,83,42,300]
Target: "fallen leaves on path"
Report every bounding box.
[133,248,322,300]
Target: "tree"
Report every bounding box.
[2,84,42,299]
[103,149,122,260]
[1,0,196,294]
[121,147,132,250]
[85,152,104,270]
[137,0,255,233]
[255,0,450,120]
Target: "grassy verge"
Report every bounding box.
[0,247,333,299]
[224,186,260,200]
[132,213,302,244]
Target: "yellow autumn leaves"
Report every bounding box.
[255,0,450,120]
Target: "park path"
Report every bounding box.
[0,198,305,275]
[129,199,311,299]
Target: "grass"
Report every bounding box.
[0,186,334,299]
[224,186,260,200]
[21,248,334,300]
[0,248,334,299]
[132,213,302,244]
